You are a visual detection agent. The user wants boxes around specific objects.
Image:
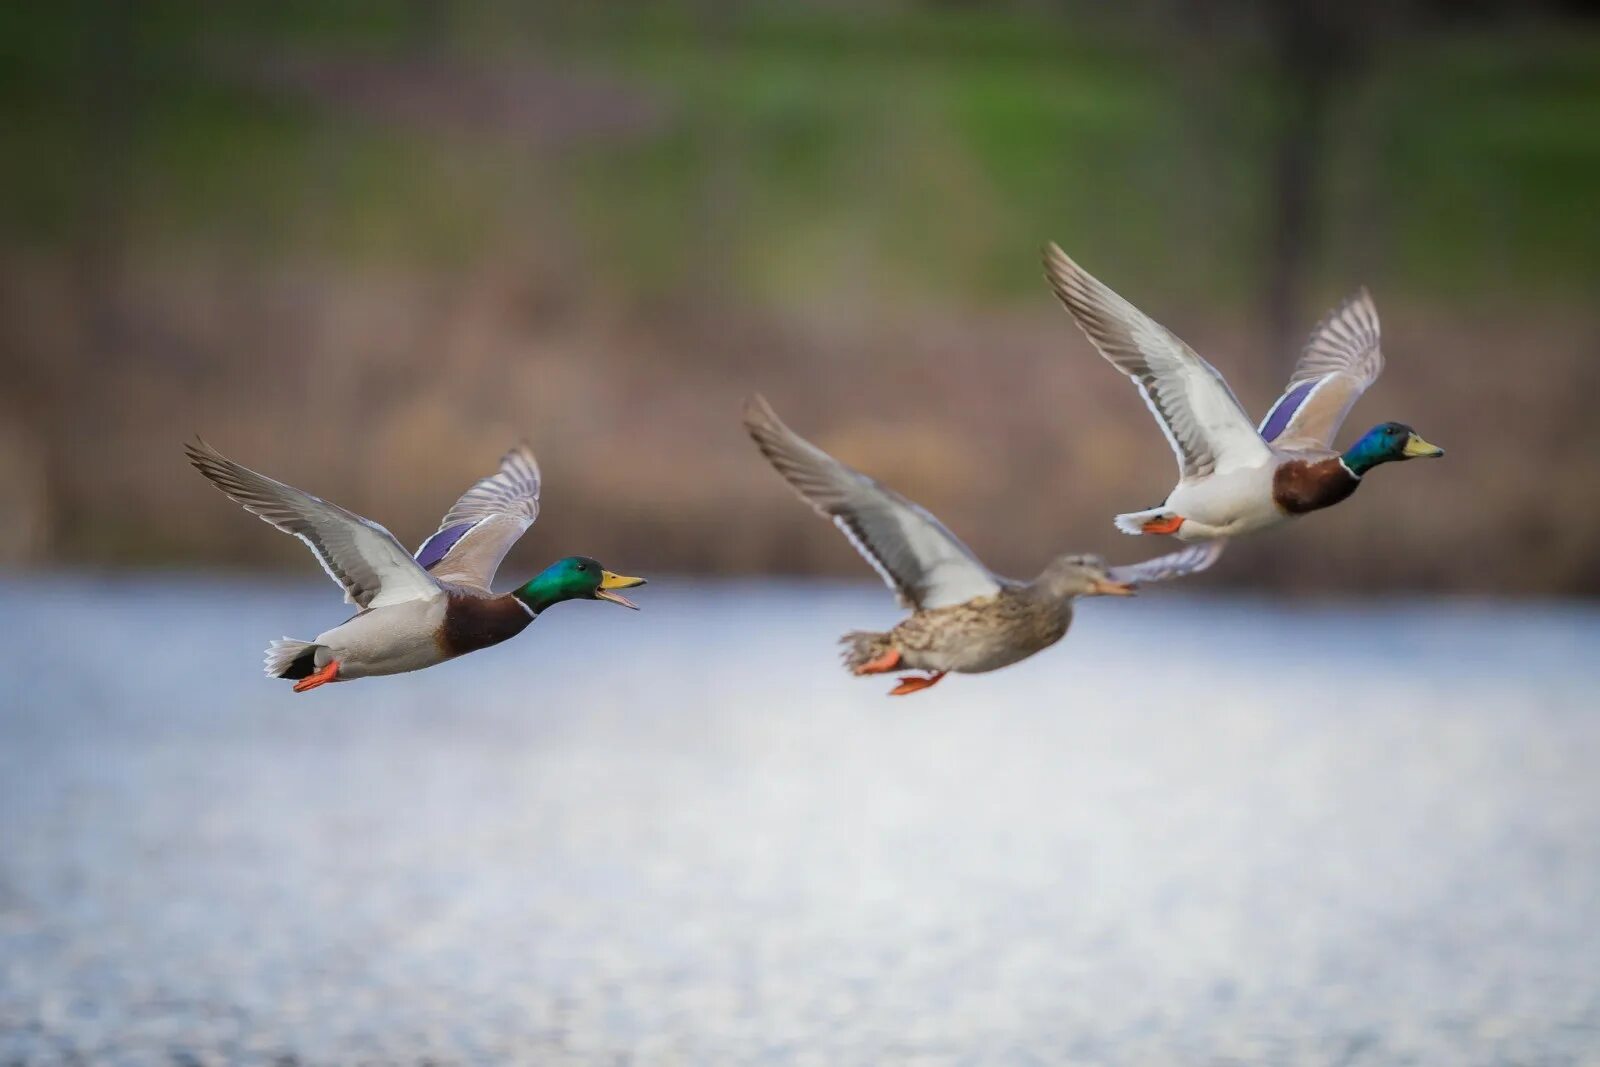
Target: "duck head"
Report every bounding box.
[513,556,647,615]
[1034,554,1136,600]
[1343,422,1444,476]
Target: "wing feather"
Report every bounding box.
[1043,244,1272,479]
[416,443,542,592]
[186,439,440,608]
[1107,540,1226,586]
[742,395,1001,610]
[1260,288,1384,450]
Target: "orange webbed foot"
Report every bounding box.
[889,671,947,696]
[855,648,902,675]
[292,659,340,693]
[1141,514,1186,535]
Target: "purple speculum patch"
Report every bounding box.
[415,521,475,570]
[1260,379,1317,442]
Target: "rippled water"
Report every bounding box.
[3,574,1599,1065]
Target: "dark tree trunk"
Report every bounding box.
[1262,0,1352,365]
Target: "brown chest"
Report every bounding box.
[438,593,535,657]
[1272,457,1361,516]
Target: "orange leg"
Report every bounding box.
[292,658,340,693]
[1141,514,1185,535]
[855,648,902,675]
[889,671,947,697]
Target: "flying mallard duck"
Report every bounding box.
[186,439,646,692]
[1043,244,1443,542]
[743,395,1222,696]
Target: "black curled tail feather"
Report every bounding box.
[264,638,321,680]
[839,630,892,674]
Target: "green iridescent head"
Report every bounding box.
[1342,422,1444,476]
[512,556,647,615]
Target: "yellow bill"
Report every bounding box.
[596,570,647,609]
[1403,433,1445,458]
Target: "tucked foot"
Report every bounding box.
[889,671,947,697]
[292,658,340,693]
[1141,514,1185,535]
[855,648,902,675]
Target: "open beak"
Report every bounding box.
[1089,577,1137,597]
[1403,433,1444,458]
[595,571,646,609]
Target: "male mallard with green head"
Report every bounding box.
[1043,244,1443,542]
[186,439,646,692]
[743,395,1221,696]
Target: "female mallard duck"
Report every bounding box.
[743,395,1221,696]
[186,439,646,692]
[1043,244,1443,541]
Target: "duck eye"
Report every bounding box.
[576,563,587,572]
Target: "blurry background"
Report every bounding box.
[4,0,1598,593]
[6,6,1600,1066]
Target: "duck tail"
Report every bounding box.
[264,638,321,680]
[839,630,893,674]
[1113,506,1176,536]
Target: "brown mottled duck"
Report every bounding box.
[743,395,1222,696]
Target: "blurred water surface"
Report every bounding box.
[2,575,1599,1065]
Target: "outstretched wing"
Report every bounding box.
[1259,288,1384,450]
[186,439,440,608]
[414,443,542,592]
[1044,244,1272,480]
[743,395,1002,611]
[1107,540,1226,586]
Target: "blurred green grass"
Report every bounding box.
[2,3,1597,591]
[4,4,1596,302]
